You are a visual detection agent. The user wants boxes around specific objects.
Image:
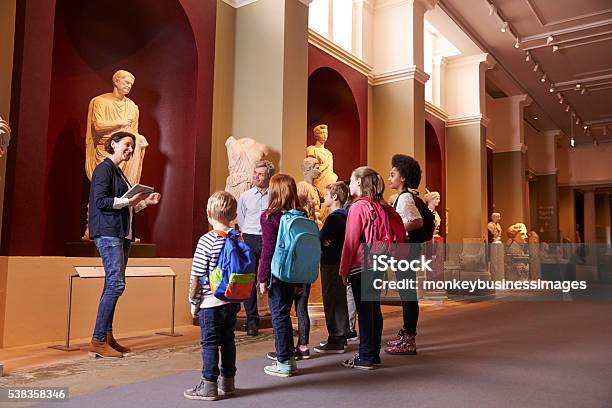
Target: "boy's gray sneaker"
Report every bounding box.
[184,379,219,401]
[218,376,235,396]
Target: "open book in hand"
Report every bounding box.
[121,183,154,199]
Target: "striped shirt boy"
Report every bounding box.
[188,230,229,309]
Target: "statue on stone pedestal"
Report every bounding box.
[306,124,338,197]
[0,116,10,157]
[83,70,148,240]
[297,157,322,228]
[488,212,503,243]
[85,70,148,185]
[505,223,529,280]
[424,190,441,237]
[224,136,269,199]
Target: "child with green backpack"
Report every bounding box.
[258,174,321,377]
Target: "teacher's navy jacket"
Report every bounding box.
[89,158,134,240]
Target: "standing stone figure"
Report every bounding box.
[0,116,10,157]
[225,136,269,199]
[83,70,148,240]
[488,212,503,243]
[85,70,148,185]
[423,191,441,237]
[297,157,322,228]
[306,124,338,197]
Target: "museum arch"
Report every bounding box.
[43,0,198,256]
[307,67,361,181]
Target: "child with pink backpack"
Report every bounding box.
[339,166,405,370]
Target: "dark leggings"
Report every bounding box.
[401,301,419,335]
[293,284,311,346]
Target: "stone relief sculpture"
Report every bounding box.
[0,116,10,157]
[225,136,269,199]
[306,124,338,197]
[297,157,322,228]
[85,70,148,186]
[488,212,503,243]
[423,190,441,237]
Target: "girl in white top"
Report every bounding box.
[385,154,423,355]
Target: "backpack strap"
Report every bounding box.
[211,229,228,238]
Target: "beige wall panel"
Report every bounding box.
[372,80,429,197]
[445,123,487,245]
[210,1,236,193]
[1,257,192,347]
[557,144,612,186]
[558,186,575,242]
[493,151,526,231]
[281,0,308,178]
[233,0,285,164]
[367,84,374,164]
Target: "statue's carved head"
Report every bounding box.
[423,191,440,208]
[313,124,328,143]
[491,212,501,223]
[112,70,135,97]
[301,157,321,180]
[507,223,528,243]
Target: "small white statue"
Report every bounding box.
[306,124,338,197]
[0,116,11,157]
[488,212,502,243]
[423,190,441,237]
[225,136,269,199]
[297,157,322,228]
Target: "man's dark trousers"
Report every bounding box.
[242,233,261,330]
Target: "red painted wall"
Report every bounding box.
[3,0,216,257]
[425,113,446,238]
[307,45,367,180]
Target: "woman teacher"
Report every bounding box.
[88,131,161,359]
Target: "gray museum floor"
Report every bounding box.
[1,294,611,408]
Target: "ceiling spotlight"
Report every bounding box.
[593,139,599,147]
[533,63,539,72]
[580,88,586,95]
[575,83,581,89]
[559,99,564,104]
[576,118,580,125]
[556,92,562,99]
[549,85,555,93]
[525,52,531,62]
[541,74,547,82]
[570,137,575,147]
[489,3,496,16]
[514,39,520,49]
[533,117,538,120]
[552,45,559,53]
[565,105,570,112]
[501,22,508,33]
[584,125,588,130]
[546,35,554,45]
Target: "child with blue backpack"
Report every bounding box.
[184,191,256,401]
[259,174,320,377]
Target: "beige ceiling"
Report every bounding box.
[438,0,612,146]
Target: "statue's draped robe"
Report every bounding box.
[85,93,148,185]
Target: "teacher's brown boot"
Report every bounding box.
[106,331,132,354]
[88,339,123,359]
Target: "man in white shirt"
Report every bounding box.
[236,160,275,335]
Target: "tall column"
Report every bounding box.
[231,0,309,326]
[595,193,611,244]
[232,0,308,178]
[370,0,437,195]
[488,94,532,231]
[529,130,561,242]
[444,53,495,246]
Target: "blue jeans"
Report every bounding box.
[92,236,131,341]
[268,281,295,363]
[199,303,240,382]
